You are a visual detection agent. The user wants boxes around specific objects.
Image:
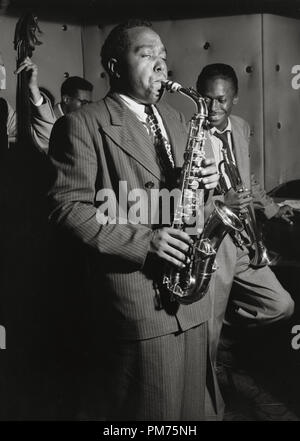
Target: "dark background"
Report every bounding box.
[2,0,300,22]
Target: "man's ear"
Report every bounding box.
[233,95,239,105]
[62,94,70,104]
[107,58,120,79]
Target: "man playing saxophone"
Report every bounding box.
[196,63,295,369]
[48,20,222,421]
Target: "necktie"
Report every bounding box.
[144,104,175,170]
[213,130,236,194]
[213,130,235,164]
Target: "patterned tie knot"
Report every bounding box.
[144,104,154,117]
[214,130,231,151]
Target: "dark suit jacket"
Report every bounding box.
[48,92,213,341]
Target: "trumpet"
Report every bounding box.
[218,143,271,267]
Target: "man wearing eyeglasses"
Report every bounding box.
[53,76,93,118]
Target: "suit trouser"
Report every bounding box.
[209,237,295,365]
[103,323,222,421]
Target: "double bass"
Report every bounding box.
[0,14,47,419]
[14,12,42,148]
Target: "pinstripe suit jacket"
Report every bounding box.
[230,115,251,190]
[48,92,214,341]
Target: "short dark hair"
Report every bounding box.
[100,19,152,73]
[196,63,238,95]
[61,76,93,97]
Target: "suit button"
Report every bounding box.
[145,181,154,189]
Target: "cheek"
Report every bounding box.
[136,65,149,84]
[224,104,233,114]
[132,70,151,93]
[126,66,142,87]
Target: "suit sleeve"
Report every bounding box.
[251,174,279,219]
[30,93,56,153]
[6,95,55,152]
[48,112,154,269]
[245,123,279,218]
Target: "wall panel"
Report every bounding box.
[83,15,265,183]
[263,14,300,191]
[0,15,84,107]
[2,13,300,190]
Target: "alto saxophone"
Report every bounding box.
[218,139,271,267]
[161,80,243,305]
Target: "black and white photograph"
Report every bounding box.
[1,0,300,428]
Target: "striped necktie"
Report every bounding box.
[213,129,236,194]
[213,130,235,164]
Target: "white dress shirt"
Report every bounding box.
[118,94,170,141]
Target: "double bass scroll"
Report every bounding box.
[14,12,42,146]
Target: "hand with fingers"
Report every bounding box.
[198,158,220,190]
[275,204,294,225]
[15,56,42,104]
[224,187,253,212]
[149,227,192,269]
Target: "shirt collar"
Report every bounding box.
[118,94,149,122]
[117,93,169,139]
[210,118,232,135]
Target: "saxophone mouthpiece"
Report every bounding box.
[163,80,182,93]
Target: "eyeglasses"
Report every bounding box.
[73,98,92,106]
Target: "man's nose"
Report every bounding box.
[210,99,219,112]
[154,58,167,73]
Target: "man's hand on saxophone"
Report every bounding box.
[198,158,220,190]
[224,188,253,212]
[148,158,220,269]
[149,227,193,269]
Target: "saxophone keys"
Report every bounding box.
[193,156,203,167]
[212,261,219,271]
[189,179,199,190]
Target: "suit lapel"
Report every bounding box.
[230,117,251,188]
[101,93,161,179]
